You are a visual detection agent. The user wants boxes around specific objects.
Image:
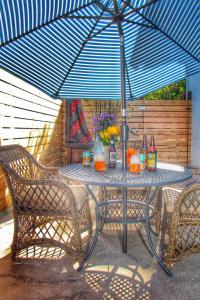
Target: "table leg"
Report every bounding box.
[145,187,173,277]
[122,187,128,253]
[99,187,107,232]
[78,185,99,270]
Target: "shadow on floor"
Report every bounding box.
[0,222,199,300]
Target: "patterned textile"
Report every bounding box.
[69,99,92,143]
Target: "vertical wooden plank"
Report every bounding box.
[0,71,65,211]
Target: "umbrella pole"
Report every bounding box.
[120,34,128,172]
[119,31,129,253]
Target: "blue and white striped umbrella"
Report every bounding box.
[0,0,200,100]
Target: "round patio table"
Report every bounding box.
[59,163,192,276]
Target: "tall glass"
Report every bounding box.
[94,153,106,171]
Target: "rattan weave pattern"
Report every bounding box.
[59,164,192,187]
[102,188,150,222]
[0,145,92,262]
[163,180,200,267]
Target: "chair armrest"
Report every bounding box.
[162,187,182,214]
[12,177,79,214]
[15,177,92,218]
[31,159,59,177]
[173,183,200,217]
[28,159,60,179]
[163,183,200,238]
[163,183,200,266]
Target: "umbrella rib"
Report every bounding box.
[95,0,114,16]
[123,0,161,18]
[121,0,131,14]
[87,21,114,40]
[137,11,200,63]
[0,0,97,48]
[63,15,111,20]
[54,2,112,98]
[124,19,156,29]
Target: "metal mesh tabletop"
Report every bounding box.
[59,164,192,187]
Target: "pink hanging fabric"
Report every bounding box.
[69,99,92,143]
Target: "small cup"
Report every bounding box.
[94,153,107,171]
[129,153,141,173]
[82,151,91,167]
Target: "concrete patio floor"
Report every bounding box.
[0,213,199,300]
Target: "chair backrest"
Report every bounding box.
[0,144,35,179]
[178,184,200,216]
[0,145,77,213]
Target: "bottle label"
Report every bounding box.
[148,153,156,168]
[83,156,90,167]
[109,152,116,163]
[140,162,145,171]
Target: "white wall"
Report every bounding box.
[188,72,200,168]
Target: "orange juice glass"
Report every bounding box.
[127,148,136,165]
[130,163,140,173]
[94,160,106,171]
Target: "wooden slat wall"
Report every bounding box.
[0,73,191,211]
[0,70,64,210]
[82,99,191,165]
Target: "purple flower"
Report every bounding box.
[92,115,98,124]
[100,113,106,122]
[92,112,117,134]
[111,113,115,120]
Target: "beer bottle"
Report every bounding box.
[109,136,116,168]
[140,134,148,169]
[147,135,157,171]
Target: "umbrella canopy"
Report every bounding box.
[0,0,199,100]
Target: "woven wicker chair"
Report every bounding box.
[103,187,160,234]
[162,172,200,267]
[0,144,92,264]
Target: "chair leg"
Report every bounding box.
[145,187,173,277]
[11,213,18,261]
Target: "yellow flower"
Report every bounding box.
[104,130,110,139]
[99,131,104,140]
[107,126,120,136]
[100,130,110,139]
[99,130,111,145]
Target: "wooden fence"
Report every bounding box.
[0,70,64,210]
[82,99,191,165]
[0,71,192,211]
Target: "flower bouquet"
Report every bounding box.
[92,113,120,146]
